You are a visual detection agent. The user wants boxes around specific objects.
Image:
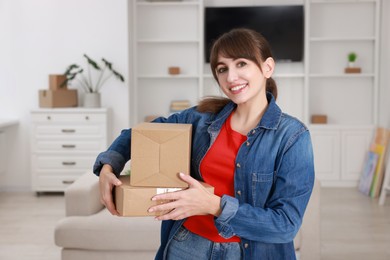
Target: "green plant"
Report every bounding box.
[348,52,357,63]
[62,54,125,93]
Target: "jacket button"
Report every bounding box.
[251,130,256,134]
[246,141,250,146]
[237,190,241,196]
[236,163,241,168]
[244,243,249,248]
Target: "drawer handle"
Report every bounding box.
[62,161,76,166]
[62,129,76,133]
[62,180,75,185]
[62,144,76,148]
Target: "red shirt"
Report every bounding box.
[183,112,246,242]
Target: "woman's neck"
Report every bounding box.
[230,94,268,135]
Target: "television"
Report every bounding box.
[204,5,304,63]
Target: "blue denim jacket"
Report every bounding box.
[93,93,315,260]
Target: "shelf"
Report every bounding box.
[309,73,374,78]
[310,37,375,42]
[311,0,377,4]
[137,1,199,7]
[137,39,200,43]
[309,124,375,130]
[138,74,199,79]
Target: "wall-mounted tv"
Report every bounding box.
[205,5,304,63]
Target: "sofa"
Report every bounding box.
[55,172,321,260]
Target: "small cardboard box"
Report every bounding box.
[311,114,328,124]
[168,67,180,75]
[39,89,78,108]
[115,175,214,217]
[130,123,192,188]
[49,74,67,90]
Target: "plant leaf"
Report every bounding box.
[102,58,112,70]
[83,54,101,70]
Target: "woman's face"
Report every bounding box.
[215,56,268,105]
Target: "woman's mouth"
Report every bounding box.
[229,83,247,94]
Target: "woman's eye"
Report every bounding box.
[217,67,227,74]
[237,61,247,68]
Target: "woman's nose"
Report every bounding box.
[227,68,238,83]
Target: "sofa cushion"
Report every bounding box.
[55,209,161,251]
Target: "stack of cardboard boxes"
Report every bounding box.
[39,74,78,108]
[115,122,214,217]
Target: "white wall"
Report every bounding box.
[0,0,129,191]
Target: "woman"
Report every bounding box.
[94,28,315,260]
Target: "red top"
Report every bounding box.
[183,112,247,242]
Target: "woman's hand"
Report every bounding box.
[99,164,122,216]
[148,173,221,221]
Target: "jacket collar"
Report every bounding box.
[208,92,282,133]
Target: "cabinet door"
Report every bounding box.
[341,129,373,181]
[311,130,340,181]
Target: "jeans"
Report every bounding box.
[167,226,242,260]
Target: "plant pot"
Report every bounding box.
[83,92,101,108]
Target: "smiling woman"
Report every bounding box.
[93,28,315,260]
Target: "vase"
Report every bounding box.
[83,93,101,108]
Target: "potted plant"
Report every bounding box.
[345,52,361,74]
[62,54,125,107]
[348,52,357,68]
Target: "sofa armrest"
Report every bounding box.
[65,171,104,217]
[299,178,321,260]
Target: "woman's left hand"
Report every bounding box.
[148,173,221,221]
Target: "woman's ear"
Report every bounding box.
[263,57,275,79]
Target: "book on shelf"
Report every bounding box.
[358,151,379,196]
[170,100,191,112]
[368,128,390,198]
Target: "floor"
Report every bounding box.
[0,188,389,260]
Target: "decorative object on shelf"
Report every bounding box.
[311,114,327,124]
[168,66,181,75]
[344,52,361,74]
[62,54,125,107]
[38,74,78,108]
[170,100,191,113]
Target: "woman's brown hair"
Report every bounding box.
[197,28,277,113]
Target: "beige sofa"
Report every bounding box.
[55,172,320,260]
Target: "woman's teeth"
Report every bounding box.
[230,84,247,91]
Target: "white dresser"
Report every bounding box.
[30,108,108,193]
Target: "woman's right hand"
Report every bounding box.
[99,164,122,216]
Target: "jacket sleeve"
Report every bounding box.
[214,129,315,243]
[92,109,194,177]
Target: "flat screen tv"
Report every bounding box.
[205,5,304,63]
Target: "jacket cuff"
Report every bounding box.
[93,150,126,177]
[214,195,239,239]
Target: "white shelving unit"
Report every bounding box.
[307,0,380,186]
[131,0,381,186]
[132,0,203,123]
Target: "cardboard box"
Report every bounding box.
[115,175,214,217]
[131,122,192,188]
[49,74,67,90]
[311,114,328,124]
[39,89,78,108]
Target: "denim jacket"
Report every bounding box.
[93,93,315,260]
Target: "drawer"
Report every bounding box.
[31,112,106,124]
[34,139,105,152]
[35,125,104,136]
[35,175,81,190]
[35,155,96,169]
